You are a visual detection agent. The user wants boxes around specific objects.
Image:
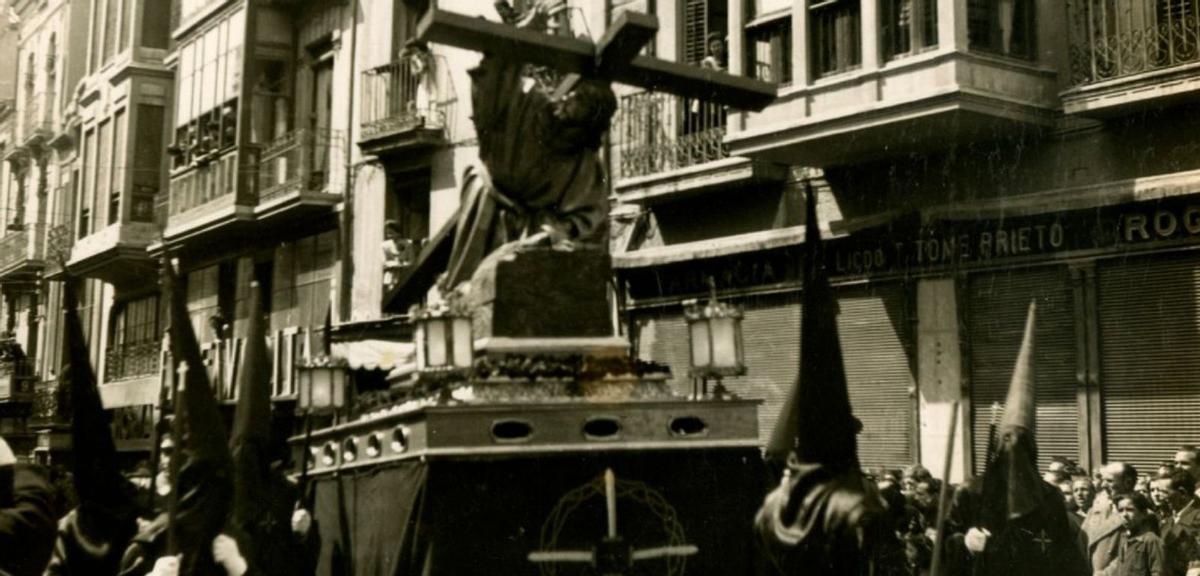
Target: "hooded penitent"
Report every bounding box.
[765,181,858,469]
[983,301,1042,523]
[164,260,233,576]
[228,280,306,576]
[974,301,1089,576]
[42,276,139,575]
[754,185,902,575]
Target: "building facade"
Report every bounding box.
[0,0,1195,483]
[616,0,1200,480]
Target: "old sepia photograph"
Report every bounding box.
[0,0,1196,574]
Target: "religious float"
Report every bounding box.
[290,6,778,575]
[291,246,766,575]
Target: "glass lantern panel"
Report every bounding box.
[310,370,332,409]
[451,317,473,368]
[426,319,447,367]
[297,369,311,409]
[710,316,740,368]
[332,370,346,409]
[689,321,712,368]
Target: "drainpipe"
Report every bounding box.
[338,0,360,324]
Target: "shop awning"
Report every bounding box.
[332,340,414,371]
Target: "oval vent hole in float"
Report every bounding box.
[341,437,359,463]
[491,419,534,443]
[583,417,621,440]
[669,416,709,438]
[366,433,383,458]
[320,442,338,467]
[390,426,408,453]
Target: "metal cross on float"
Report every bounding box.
[527,469,698,576]
[416,8,777,111]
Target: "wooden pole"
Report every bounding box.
[929,401,959,576]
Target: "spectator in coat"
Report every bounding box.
[1160,469,1200,576]
[1085,462,1139,573]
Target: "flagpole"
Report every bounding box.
[929,400,959,576]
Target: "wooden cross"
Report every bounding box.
[527,469,698,575]
[417,9,776,111]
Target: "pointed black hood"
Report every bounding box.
[766,182,858,469]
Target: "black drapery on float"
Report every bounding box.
[308,450,763,575]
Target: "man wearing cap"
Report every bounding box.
[0,435,57,576]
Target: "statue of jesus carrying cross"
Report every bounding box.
[418,3,775,289]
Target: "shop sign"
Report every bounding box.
[624,196,1200,301]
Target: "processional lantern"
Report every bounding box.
[296,356,348,415]
[413,302,474,373]
[683,278,745,398]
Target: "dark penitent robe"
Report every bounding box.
[0,464,58,576]
[444,52,611,287]
[756,461,906,575]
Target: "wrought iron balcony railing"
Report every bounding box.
[611,90,731,181]
[1068,0,1200,86]
[105,341,163,383]
[361,56,456,141]
[258,128,344,203]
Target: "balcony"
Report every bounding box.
[612,90,787,205]
[255,128,343,222]
[358,56,456,157]
[98,341,163,410]
[0,224,46,283]
[67,218,159,285]
[0,357,37,405]
[163,147,258,245]
[726,5,1059,166]
[1063,0,1200,115]
[21,94,53,148]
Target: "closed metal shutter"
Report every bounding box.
[839,285,917,469]
[1098,255,1200,472]
[633,285,915,468]
[635,292,801,445]
[968,267,1078,475]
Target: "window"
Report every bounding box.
[746,14,792,84]
[90,0,102,72]
[683,0,728,66]
[186,265,221,344]
[103,0,119,64]
[968,0,1035,59]
[385,170,431,275]
[882,0,938,59]
[80,129,96,238]
[132,105,164,222]
[109,109,127,226]
[142,0,170,49]
[272,231,336,351]
[107,294,162,381]
[95,119,111,234]
[118,0,129,53]
[172,9,244,161]
[811,0,862,76]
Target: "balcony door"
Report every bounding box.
[309,54,334,191]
